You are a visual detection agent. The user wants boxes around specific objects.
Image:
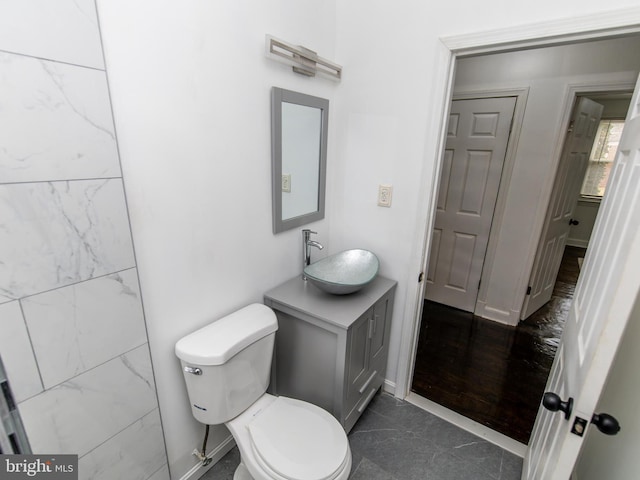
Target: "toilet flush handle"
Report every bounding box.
[184,366,203,375]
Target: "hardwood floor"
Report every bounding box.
[411,246,585,444]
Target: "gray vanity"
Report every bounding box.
[264,275,396,432]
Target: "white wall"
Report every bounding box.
[96,1,338,477]
[95,1,640,478]
[575,291,640,479]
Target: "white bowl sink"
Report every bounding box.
[304,249,379,295]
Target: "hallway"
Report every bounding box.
[412,246,584,444]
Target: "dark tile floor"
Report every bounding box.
[200,391,523,480]
[412,246,584,444]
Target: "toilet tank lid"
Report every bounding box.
[175,303,278,366]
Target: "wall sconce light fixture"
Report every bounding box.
[266,35,342,81]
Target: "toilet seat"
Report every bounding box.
[246,396,350,480]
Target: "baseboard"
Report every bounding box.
[405,392,527,458]
[383,378,396,395]
[178,435,236,480]
[567,238,589,248]
[474,301,520,326]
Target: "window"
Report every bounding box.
[580,119,625,198]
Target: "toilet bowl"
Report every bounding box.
[226,394,351,480]
[175,303,352,480]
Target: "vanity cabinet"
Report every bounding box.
[264,275,396,432]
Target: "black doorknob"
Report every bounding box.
[591,413,621,435]
[569,218,580,226]
[543,392,574,420]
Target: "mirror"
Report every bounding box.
[271,87,329,233]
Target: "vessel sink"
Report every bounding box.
[304,249,379,295]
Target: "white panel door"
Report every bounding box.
[524,74,640,479]
[521,97,603,319]
[426,97,515,312]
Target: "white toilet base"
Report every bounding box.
[233,462,253,480]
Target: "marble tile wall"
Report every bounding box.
[0,1,169,479]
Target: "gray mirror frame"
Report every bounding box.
[271,87,329,234]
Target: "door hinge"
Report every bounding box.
[418,272,424,283]
[526,286,532,295]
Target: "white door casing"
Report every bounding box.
[524,74,640,479]
[521,97,604,320]
[426,97,516,312]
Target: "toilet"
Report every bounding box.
[175,303,352,480]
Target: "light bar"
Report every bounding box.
[266,35,342,81]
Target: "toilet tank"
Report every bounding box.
[175,303,278,425]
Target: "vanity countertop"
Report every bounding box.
[264,275,396,330]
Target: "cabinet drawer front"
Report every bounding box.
[345,384,380,433]
[345,368,384,425]
[358,369,379,395]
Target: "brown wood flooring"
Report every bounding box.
[411,246,585,444]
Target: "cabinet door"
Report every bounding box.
[345,309,372,413]
[370,295,390,365]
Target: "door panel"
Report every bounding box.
[460,151,493,214]
[448,232,476,289]
[426,96,516,312]
[524,75,640,479]
[526,346,567,479]
[522,97,603,319]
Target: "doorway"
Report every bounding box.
[521,91,632,320]
[413,245,583,444]
[415,90,630,444]
[404,35,640,447]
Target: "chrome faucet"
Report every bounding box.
[302,229,323,279]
